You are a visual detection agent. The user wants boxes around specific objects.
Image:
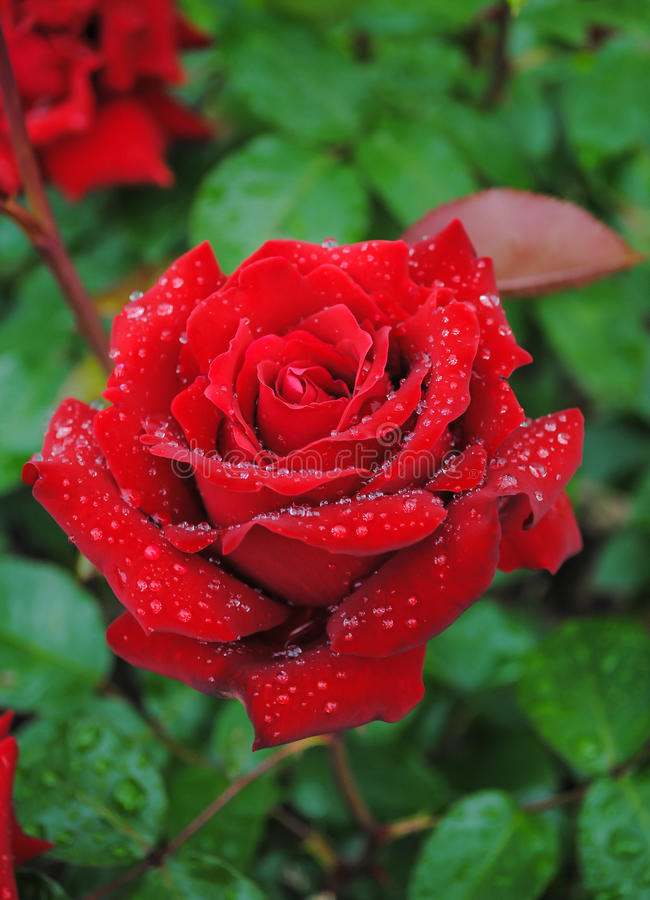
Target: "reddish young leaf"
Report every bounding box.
[402,189,644,297]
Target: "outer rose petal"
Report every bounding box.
[426,444,487,492]
[43,98,172,200]
[408,220,532,378]
[96,243,223,524]
[485,409,584,525]
[499,491,582,574]
[107,612,427,748]
[99,0,181,91]
[23,399,287,641]
[225,239,423,319]
[139,85,213,140]
[461,374,525,457]
[222,489,447,556]
[328,493,501,657]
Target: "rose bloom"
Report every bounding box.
[0,0,210,200]
[0,711,53,900]
[24,222,583,748]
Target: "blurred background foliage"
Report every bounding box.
[1,0,649,897]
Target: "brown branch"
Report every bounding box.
[482,1,511,108]
[0,24,110,371]
[272,806,339,869]
[79,736,327,900]
[329,733,379,834]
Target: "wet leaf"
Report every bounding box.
[518,618,650,776]
[13,712,166,866]
[0,556,110,713]
[402,189,644,296]
[578,769,650,899]
[189,136,368,272]
[409,791,559,899]
[132,853,265,900]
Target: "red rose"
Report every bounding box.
[0,0,210,200]
[0,711,53,900]
[24,221,583,748]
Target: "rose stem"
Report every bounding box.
[79,735,329,900]
[329,732,381,834]
[0,25,111,372]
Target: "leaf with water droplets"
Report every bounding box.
[13,706,166,866]
[579,769,650,899]
[0,557,110,714]
[518,618,650,776]
[409,790,559,900]
[402,189,643,296]
[131,853,265,900]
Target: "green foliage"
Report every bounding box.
[409,791,559,899]
[0,557,110,712]
[2,0,650,896]
[578,770,650,898]
[518,619,650,776]
[190,136,368,271]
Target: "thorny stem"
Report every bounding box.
[0,24,110,371]
[79,736,328,900]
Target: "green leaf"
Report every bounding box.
[562,39,650,165]
[579,769,650,899]
[536,274,650,421]
[13,712,166,866]
[141,672,214,744]
[189,136,368,272]
[166,764,278,870]
[228,23,367,144]
[0,556,110,712]
[132,854,266,900]
[210,701,274,779]
[0,270,78,493]
[518,618,650,776]
[409,791,559,900]
[425,599,540,692]
[357,120,476,227]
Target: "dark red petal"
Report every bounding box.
[161,521,220,554]
[257,380,347,456]
[43,98,172,200]
[426,444,487,492]
[107,612,427,748]
[146,439,370,499]
[171,375,221,451]
[327,493,501,657]
[224,529,385,607]
[138,85,212,140]
[94,407,203,526]
[187,258,384,370]
[0,735,19,900]
[226,239,421,319]
[408,220,531,378]
[0,711,13,740]
[11,815,54,867]
[461,374,525,457]
[485,409,584,525]
[222,489,446,556]
[95,243,223,523]
[499,491,582,574]
[105,242,223,413]
[24,400,287,641]
[368,300,480,492]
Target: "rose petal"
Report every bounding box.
[43,98,172,200]
[327,493,500,657]
[171,375,221,451]
[107,612,427,748]
[485,409,584,525]
[368,300,480,492]
[23,400,287,641]
[426,444,487,492]
[161,521,220,554]
[460,374,525,457]
[499,491,582,574]
[222,488,447,556]
[257,379,348,455]
[407,220,532,378]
